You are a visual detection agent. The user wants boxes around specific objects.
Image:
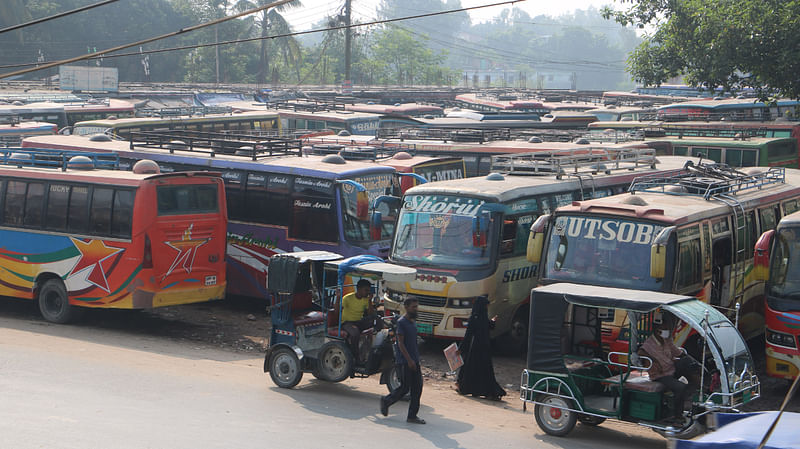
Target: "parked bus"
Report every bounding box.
[0,119,57,146]
[64,98,136,126]
[381,151,694,351]
[753,209,800,380]
[0,148,228,323]
[307,143,465,192]
[345,103,444,118]
[527,162,800,347]
[71,110,280,138]
[24,132,397,301]
[656,98,800,122]
[277,109,380,136]
[648,135,798,168]
[0,102,67,129]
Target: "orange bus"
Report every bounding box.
[0,148,228,323]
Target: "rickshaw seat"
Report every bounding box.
[603,371,665,393]
[294,311,325,327]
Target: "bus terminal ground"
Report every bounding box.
[0,293,796,413]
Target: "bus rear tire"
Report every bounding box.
[37,279,79,324]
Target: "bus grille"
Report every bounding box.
[416,311,444,326]
[411,294,447,308]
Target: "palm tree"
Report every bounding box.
[0,1,31,44]
[235,0,302,85]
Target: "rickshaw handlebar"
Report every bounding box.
[608,351,653,371]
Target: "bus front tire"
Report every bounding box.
[534,394,577,437]
[500,306,529,355]
[37,279,79,324]
[269,347,303,388]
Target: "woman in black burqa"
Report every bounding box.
[456,297,506,400]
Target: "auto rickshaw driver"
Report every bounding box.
[341,279,382,356]
[638,313,701,424]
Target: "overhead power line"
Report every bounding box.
[0,0,298,79]
[0,0,120,35]
[0,0,526,75]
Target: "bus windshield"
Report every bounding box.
[542,215,665,290]
[767,228,800,301]
[391,195,491,268]
[340,173,395,244]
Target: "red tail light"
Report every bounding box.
[143,235,153,269]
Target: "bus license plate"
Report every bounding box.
[416,322,433,335]
[205,275,217,286]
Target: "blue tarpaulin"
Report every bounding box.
[336,255,383,286]
[674,412,800,449]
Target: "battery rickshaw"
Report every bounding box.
[521,283,760,438]
[263,251,417,390]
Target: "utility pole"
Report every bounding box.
[215,26,220,85]
[344,0,352,93]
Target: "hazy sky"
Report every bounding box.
[278,0,616,31]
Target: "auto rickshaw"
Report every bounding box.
[520,282,760,438]
[263,251,417,390]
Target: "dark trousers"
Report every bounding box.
[655,356,697,418]
[382,363,423,419]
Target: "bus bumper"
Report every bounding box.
[132,282,227,308]
[766,346,800,379]
[384,296,470,339]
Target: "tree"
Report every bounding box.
[233,0,302,85]
[359,27,448,86]
[603,0,800,99]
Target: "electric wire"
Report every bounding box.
[0,0,120,35]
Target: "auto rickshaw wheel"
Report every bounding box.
[269,347,303,388]
[578,415,606,426]
[317,341,353,382]
[534,394,577,437]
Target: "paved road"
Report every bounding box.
[0,312,665,449]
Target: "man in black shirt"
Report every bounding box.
[380,297,425,424]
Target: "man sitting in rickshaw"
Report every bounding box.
[638,313,699,424]
[341,279,381,355]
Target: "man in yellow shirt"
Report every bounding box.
[341,279,379,357]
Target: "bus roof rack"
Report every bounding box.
[128,130,303,161]
[375,127,511,143]
[309,142,417,161]
[490,147,658,178]
[629,161,785,200]
[267,99,348,113]
[0,147,119,171]
[136,106,234,118]
[660,123,768,140]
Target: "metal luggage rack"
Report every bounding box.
[629,161,785,200]
[136,106,234,118]
[222,128,337,139]
[267,99,347,113]
[375,126,511,143]
[128,130,302,161]
[308,142,417,161]
[661,124,768,140]
[491,147,658,177]
[0,147,119,171]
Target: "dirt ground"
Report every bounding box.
[3,296,796,411]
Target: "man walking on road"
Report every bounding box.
[380,297,425,424]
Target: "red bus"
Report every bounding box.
[0,148,228,323]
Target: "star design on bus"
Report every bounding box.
[69,238,124,292]
[164,224,210,280]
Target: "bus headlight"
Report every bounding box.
[766,328,797,348]
[385,290,406,305]
[449,297,476,308]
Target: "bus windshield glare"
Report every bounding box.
[391,195,491,268]
[767,228,800,301]
[542,215,665,290]
[340,173,395,244]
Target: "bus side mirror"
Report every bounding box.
[356,190,369,220]
[527,214,550,263]
[753,229,775,281]
[370,211,383,240]
[472,213,490,248]
[650,226,675,279]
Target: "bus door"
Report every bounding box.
[149,177,226,295]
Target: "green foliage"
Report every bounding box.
[603,0,800,99]
[355,27,451,86]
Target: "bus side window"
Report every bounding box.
[23,182,45,228]
[111,190,135,239]
[760,207,777,232]
[223,171,246,221]
[676,238,702,291]
[500,219,517,256]
[46,184,70,231]
[784,199,800,215]
[67,186,90,234]
[90,188,114,236]
[3,181,27,226]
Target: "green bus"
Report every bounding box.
[646,136,798,168]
